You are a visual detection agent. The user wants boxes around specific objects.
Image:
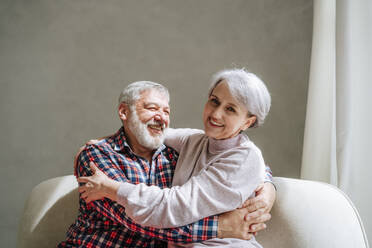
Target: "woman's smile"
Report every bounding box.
[208,118,224,127]
[203,81,253,140]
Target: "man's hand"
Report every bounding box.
[217,206,271,240]
[242,182,276,234]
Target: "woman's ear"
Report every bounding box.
[242,115,257,130]
[118,103,129,121]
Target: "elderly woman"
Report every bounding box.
[79,69,272,247]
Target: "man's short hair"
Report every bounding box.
[118,81,170,106]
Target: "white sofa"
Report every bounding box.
[17,176,369,248]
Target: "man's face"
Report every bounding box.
[126,89,170,150]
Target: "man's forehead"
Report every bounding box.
[138,89,169,107]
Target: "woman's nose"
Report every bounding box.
[211,107,223,119]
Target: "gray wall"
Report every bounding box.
[0,0,313,246]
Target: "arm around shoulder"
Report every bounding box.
[164,128,203,152]
[116,147,264,228]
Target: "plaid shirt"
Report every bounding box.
[58,127,218,248]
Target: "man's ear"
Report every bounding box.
[118,103,130,122]
[242,115,257,131]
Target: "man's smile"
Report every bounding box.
[147,123,164,134]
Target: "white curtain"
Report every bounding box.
[301,0,372,244]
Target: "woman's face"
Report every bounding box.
[203,80,256,140]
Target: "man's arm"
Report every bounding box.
[76,144,218,243]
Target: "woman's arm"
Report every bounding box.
[164,128,203,152]
[79,148,265,228]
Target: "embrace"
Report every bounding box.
[58,69,276,247]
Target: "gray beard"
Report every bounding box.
[127,108,166,150]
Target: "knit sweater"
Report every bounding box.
[117,128,266,228]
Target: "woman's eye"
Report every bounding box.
[210,98,219,105]
[227,107,236,113]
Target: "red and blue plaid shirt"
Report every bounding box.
[58,127,218,248]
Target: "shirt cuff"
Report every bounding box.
[191,215,218,241]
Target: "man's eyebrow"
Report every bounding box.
[144,102,160,106]
[144,102,169,110]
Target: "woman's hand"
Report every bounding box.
[78,162,120,203]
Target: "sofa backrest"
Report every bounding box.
[18,175,79,248]
[17,176,369,248]
[257,177,369,248]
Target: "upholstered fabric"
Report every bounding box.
[17,176,369,248]
[17,176,79,248]
[257,177,369,248]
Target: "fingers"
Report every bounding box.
[247,212,271,225]
[249,223,267,233]
[81,191,88,199]
[78,182,93,191]
[78,185,86,193]
[77,176,91,183]
[81,193,100,203]
[79,186,94,203]
[241,193,265,209]
[245,207,266,221]
[245,199,266,213]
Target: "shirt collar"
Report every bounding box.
[112,126,166,159]
[111,126,131,152]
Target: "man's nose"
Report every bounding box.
[154,114,162,121]
[154,112,168,124]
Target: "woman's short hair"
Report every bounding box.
[118,81,170,106]
[209,69,271,128]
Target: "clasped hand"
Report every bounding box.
[218,182,275,240]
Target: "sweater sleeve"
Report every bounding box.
[76,145,218,242]
[164,128,204,152]
[117,147,265,228]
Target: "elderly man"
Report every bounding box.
[59,81,275,247]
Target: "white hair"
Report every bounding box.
[118,81,169,106]
[209,69,271,128]
[127,106,165,149]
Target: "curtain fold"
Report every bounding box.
[301,0,337,184]
[301,0,371,244]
